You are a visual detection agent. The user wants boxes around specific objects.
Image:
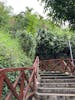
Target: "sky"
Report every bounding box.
[0,0,46,17]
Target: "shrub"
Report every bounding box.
[0,30,32,68]
[15,30,37,60]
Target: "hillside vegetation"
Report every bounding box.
[0,1,75,69]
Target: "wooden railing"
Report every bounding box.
[1,57,75,100]
[0,56,39,100]
[39,59,75,73]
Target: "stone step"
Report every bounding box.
[35,92,75,100]
[36,92,75,96]
[37,87,75,94]
[37,71,75,100]
[40,78,75,83]
[40,74,69,76]
[37,83,75,88]
[39,72,65,75]
[40,76,75,79]
[39,71,64,74]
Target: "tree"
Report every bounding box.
[36,28,73,60]
[10,7,39,34]
[40,0,75,30]
[16,30,36,59]
[0,1,12,28]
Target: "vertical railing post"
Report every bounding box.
[19,71,25,100]
[68,39,74,65]
[0,74,4,99]
[33,70,36,91]
[33,56,39,91]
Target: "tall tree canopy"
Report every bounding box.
[40,0,75,30]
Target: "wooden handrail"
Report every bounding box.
[0,67,33,74]
[39,59,75,73]
[0,56,39,100]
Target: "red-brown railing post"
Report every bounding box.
[0,74,4,99]
[19,71,25,100]
[4,74,20,100]
[5,73,22,100]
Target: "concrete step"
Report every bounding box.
[36,92,75,96]
[35,92,75,100]
[36,70,75,100]
[37,87,75,94]
[39,71,64,74]
[40,76,75,79]
[37,83,75,88]
[40,74,69,76]
[40,78,75,83]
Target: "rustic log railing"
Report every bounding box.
[0,56,39,100]
[39,59,75,73]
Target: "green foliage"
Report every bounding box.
[25,10,39,33]
[0,2,12,29]
[40,0,75,30]
[36,29,55,59]
[0,30,32,68]
[36,28,74,59]
[16,30,37,60]
[9,8,39,35]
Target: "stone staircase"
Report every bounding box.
[35,71,75,100]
